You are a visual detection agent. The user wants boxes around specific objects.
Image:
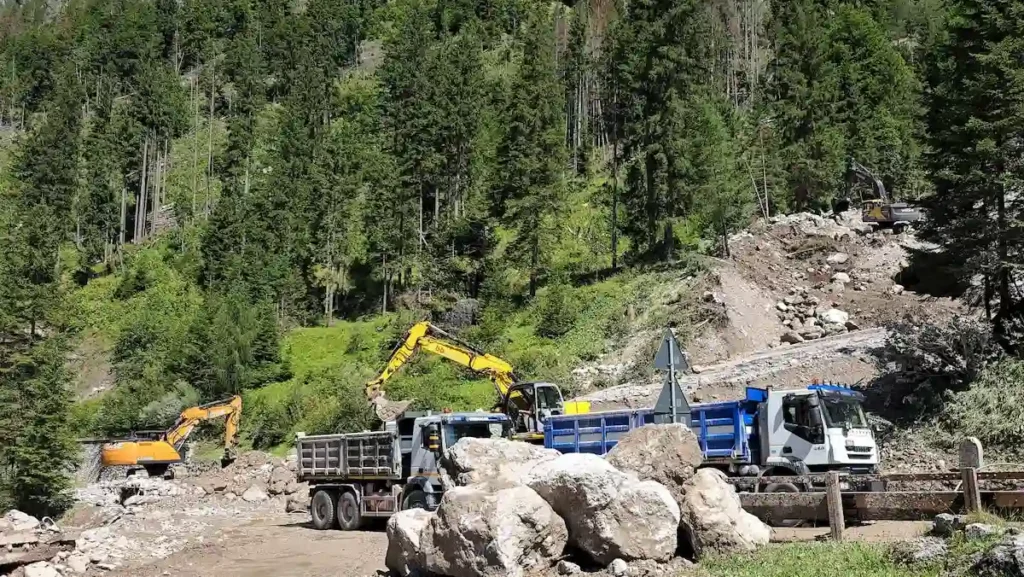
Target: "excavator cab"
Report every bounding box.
[500,382,590,442]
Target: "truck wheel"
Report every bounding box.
[310,490,337,531]
[337,491,363,531]
[764,482,804,528]
[402,490,428,511]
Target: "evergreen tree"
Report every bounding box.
[496,12,567,297]
[923,0,1024,351]
[0,338,79,517]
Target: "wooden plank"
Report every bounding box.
[847,492,962,521]
[826,472,844,541]
[963,467,981,513]
[739,492,828,522]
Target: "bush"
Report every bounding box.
[943,360,1024,451]
[535,280,580,338]
[867,315,1000,423]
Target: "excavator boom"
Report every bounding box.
[365,321,589,442]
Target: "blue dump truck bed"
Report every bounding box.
[544,388,768,464]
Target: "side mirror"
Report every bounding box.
[809,409,823,428]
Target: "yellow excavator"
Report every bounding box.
[101,395,242,478]
[365,321,590,443]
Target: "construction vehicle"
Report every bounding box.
[836,157,924,228]
[296,410,512,530]
[544,383,879,493]
[364,321,590,443]
[100,395,242,478]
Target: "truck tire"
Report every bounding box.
[764,482,804,528]
[402,490,428,511]
[337,491,363,531]
[310,490,337,531]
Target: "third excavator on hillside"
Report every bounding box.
[364,321,590,443]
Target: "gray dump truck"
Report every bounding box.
[295,410,512,530]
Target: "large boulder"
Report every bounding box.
[606,424,703,504]
[267,466,294,496]
[678,469,770,558]
[525,453,679,564]
[386,508,435,577]
[972,533,1024,576]
[439,438,562,489]
[424,485,567,577]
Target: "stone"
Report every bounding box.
[67,554,91,574]
[3,510,40,532]
[971,533,1024,575]
[798,326,825,341]
[439,437,561,490]
[778,332,802,346]
[932,513,966,537]
[826,253,850,265]
[385,508,435,577]
[831,272,851,284]
[424,485,567,577]
[959,437,984,470]
[966,523,1000,540]
[889,537,948,565]
[678,469,770,559]
[556,560,581,575]
[817,308,850,326]
[845,320,860,331]
[609,559,629,577]
[0,532,39,547]
[605,424,703,505]
[241,486,268,503]
[775,302,789,312]
[285,493,307,513]
[890,284,905,295]
[526,453,679,564]
[268,466,294,495]
[24,563,60,577]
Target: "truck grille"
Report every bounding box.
[848,446,874,453]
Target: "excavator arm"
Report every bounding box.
[365,321,518,403]
[164,395,242,463]
[846,158,890,203]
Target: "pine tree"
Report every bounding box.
[923,0,1024,351]
[0,336,78,517]
[496,11,567,297]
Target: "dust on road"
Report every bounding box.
[109,514,388,577]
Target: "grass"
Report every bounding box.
[698,543,939,577]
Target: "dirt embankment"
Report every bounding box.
[574,210,963,410]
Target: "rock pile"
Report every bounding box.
[0,510,77,576]
[386,426,770,577]
[192,450,307,511]
[890,514,1024,573]
[776,287,855,345]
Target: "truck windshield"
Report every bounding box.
[444,422,508,446]
[821,397,868,429]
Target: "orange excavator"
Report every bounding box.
[101,395,242,478]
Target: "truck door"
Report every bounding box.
[770,394,828,467]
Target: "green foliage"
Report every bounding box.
[922,0,1024,352]
[535,279,580,338]
[0,338,79,518]
[943,360,1024,451]
[700,543,936,577]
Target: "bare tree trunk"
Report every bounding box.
[611,94,619,270]
[135,137,149,243]
[119,187,127,248]
[381,254,388,315]
[206,65,216,217]
[192,76,199,218]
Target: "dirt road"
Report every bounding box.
[108,513,388,577]
[577,327,886,409]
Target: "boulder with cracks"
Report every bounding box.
[525,453,679,564]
